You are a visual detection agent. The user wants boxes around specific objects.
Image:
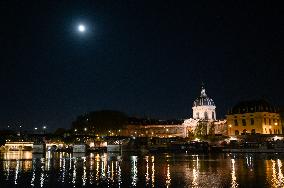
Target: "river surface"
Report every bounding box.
[0,151,284,187]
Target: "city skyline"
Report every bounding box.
[1,1,283,130]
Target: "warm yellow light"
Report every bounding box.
[274,122,278,126]
[229,124,232,128]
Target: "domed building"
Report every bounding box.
[192,85,216,120]
[183,84,227,136]
[226,99,282,135]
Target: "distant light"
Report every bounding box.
[78,24,86,32]
[274,136,283,140]
[43,126,46,129]
[194,138,200,142]
[229,137,238,141]
[34,127,38,130]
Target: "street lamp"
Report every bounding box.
[229,124,232,136]
[42,126,47,134]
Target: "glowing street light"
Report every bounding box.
[229,124,232,135]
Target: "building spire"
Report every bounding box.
[200,82,207,97]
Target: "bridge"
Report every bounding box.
[4,141,34,151]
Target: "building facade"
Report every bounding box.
[120,118,185,137]
[183,85,227,136]
[120,84,227,138]
[192,86,216,120]
[226,99,282,136]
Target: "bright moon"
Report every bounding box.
[78,24,86,32]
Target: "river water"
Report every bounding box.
[0,151,283,187]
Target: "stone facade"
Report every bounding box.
[227,100,282,135]
[183,85,226,136]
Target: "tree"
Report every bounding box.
[72,110,128,135]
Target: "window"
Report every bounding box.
[264,118,267,125]
[242,119,246,126]
[196,112,199,119]
[250,118,254,125]
[234,119,238,126]
[212,112,215,119]
[269,119,271,125]
[235,130,239,135]
[204,112,208,120]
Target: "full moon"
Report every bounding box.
[78,24,86,32]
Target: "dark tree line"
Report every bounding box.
[71,110,128,134]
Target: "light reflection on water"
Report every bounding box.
[0,151,284,187]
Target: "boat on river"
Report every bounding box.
[223,140,284,153]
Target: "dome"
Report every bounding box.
[228,99,278,114]
[193,86,215,107]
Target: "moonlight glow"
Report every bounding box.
[78,24,86,32]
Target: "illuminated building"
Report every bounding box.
[121,84,227,138]
[226,99,282,135]
[183,85,227,136]
[192,85,216,120]
[121,119,185,138]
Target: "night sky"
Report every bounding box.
[1,1,283,131]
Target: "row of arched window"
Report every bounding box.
[196,112,215,119]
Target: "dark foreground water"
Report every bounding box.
[0,151,284,187]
